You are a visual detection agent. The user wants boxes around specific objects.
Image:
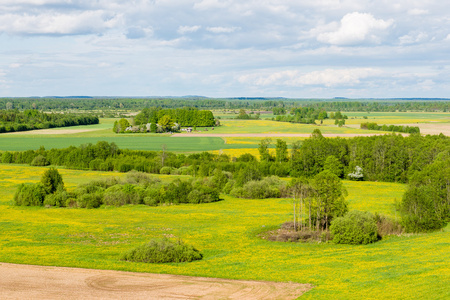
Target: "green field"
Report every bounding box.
[0,135,260,152]
[0,164,449,299]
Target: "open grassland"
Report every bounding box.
[205,119,368,134]
[0,164,449,299]
[0,135,259,152]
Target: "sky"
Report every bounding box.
[1,0,450,98]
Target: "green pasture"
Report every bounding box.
[0,136,260,152]
[0,164,449,299]
[204,119,369,134]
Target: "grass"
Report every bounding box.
[0,164,449,299]
[0,136,261,152]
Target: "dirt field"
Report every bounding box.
[0,263,312,299]
[346,123,450,136]
[4,129,99,135]
[172,133,402,138]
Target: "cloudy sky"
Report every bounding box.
[1,0,450,98]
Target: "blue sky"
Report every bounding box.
[1,0,449,98]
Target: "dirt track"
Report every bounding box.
[172,133,402,137]
[0,263,312,299]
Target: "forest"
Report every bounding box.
[0,109,99,133]
[1,97,449,112]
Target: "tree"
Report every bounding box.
[258,138,272,162]
[158,115,174,132]
[288,177,312,231]
[41,168,64,194]
[113,118,130,133]
[400,153,450,232]
[311,170,348,231]
[323,155,343,178]
[275,139,288,163]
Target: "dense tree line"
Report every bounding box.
[0,109,99,133]
[134,107,215,127]
[274,107,328,124]
[2,97,449,112]
[360,122,420,134]
[2,132,449,186]
[399,152,450,232]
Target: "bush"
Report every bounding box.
[230,176,283,199]
[76,193,103,208]
[41,167,64,194]
[159,166,173,175]
[121,238,203,263]
[14,183,47,206]
[30,155,50,166]
[330,210,378,245]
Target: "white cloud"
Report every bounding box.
[177,25,201,35]
[193,0,230,11]
[239,68,383,87]
[399,31,428,45]
[206,26,240,33]
[0,11,122,35]
[317,12,393,45]
[407,9,429,16]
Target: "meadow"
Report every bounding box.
[1,112,448,153]
[0,164,449,299]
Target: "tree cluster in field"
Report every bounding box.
[2,132,449,185]
[235,109,260,120]
[14,170,220,208]
[360,122,420,134]
[134,107,216,127]
[121,238,203,263]
[0,109,99,133]
[2,97,449,112]
[4,131,449,232]
[399,152,450,232]
[273,107,328,124]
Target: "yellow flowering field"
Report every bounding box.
[0,164,449,299]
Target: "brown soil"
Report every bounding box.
[172,133,403,137]
[0,263,312,299]
[347,123,450,136]
[4,129,98,135]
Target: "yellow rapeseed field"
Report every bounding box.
[0,164,448,299]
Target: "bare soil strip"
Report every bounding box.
[172,133,401,137]
[4,129,99,135]
[0,263,312,300]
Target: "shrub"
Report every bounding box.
[44,189,72,207]
[76,193,103,208]
[330,210,378,245]
[30,155,50,166]
[374,213,403,237]
[159,166,173,175]
[103,184,144,206]
[41,167,64,194]
[14,183,47,206]
[230,176,283,199]
[121,238,203,263]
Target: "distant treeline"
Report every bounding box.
[0,109,99,133]
[134,107,215,127]
[274,107,329,124]
[1,97,449,112]
[360,122,420,134]
[2,132,449,184]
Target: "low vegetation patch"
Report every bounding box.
[121,238,203,263]
[330,210,378,245]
